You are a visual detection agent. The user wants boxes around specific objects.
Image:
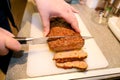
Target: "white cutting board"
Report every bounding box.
[27,13,108,77]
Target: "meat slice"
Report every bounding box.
[56,61,88,71]
[47,17,84,52]
[53,50,87,63]
[47,18,88,71]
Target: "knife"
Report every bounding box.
[14,36,93,44]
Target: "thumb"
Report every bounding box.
[41,15,50,36]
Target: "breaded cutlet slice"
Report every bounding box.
[53,50,87,63]
[56,61,88,71]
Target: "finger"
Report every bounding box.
[40,14,50,36]
[60,12,80,33]
[5,36,21,52]
[0,33,21,56]
[65,2,78,13]
[0,28,14,37]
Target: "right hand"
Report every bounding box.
[0,28,21,56]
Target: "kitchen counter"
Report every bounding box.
[6,0,120,80]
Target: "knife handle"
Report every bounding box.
[14,37,27,44]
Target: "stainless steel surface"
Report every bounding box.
[28,36,92,44]
[6,0,120,79]
[14,36,93,44]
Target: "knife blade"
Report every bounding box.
[14,36,93,44]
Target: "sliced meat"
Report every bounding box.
[53,50,87,63]
[56,61,88,71]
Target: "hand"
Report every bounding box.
[35,0,80,36]
[0,28,21,56]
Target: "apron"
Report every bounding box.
[0,0,17,74]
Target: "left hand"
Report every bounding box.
[35,0,80,36]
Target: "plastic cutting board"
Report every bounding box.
[27,13,108,77]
